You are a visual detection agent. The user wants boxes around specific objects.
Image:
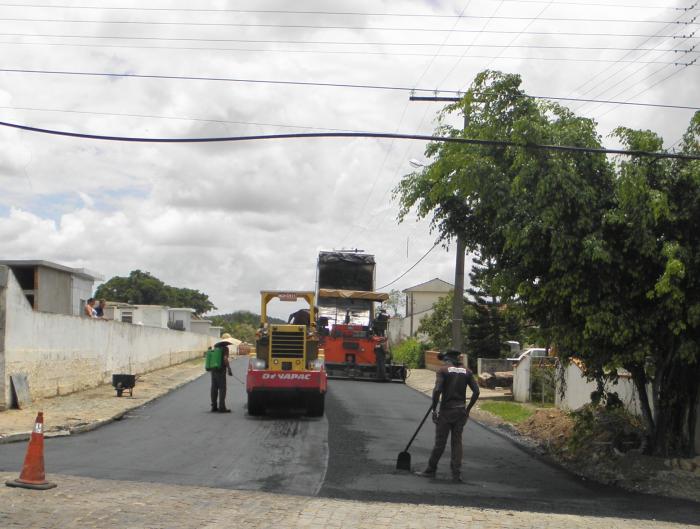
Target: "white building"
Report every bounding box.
[388,278,454,344]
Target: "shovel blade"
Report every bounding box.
[396,451,411,471]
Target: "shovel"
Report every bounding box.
[396,405,433,471]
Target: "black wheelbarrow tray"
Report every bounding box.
[112,374,136,397]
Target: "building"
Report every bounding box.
[388,278,454,344]
[0,260,102,317]
[168,308,196,332]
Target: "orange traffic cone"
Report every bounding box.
[5,412,57,490]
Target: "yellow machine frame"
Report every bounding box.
[257,291,318,372]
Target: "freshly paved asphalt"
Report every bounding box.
[0,358,697,524]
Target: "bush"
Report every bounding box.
[391,338,426,368]
[568,404,643,457]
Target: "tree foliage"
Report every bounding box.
[94,270,215,315]
[395,70,700,456]
[385,288,406,317]
[209,310,285,343]
[465,255,527,358]
[417,291,473,351]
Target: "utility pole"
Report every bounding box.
[409,95,466,353]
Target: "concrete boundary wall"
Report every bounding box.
[512,355,531,402]
[0,266,212,410]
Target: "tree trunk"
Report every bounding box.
[650,357,700,457]
[627,363,654,453]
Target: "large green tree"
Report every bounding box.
[95,270,215,315]
[395,70,700,456]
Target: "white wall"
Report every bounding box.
[191,320,212,335]
[1,268,211,409]
[71,276,94,317]
[134,306,169,328]
[512,355,531,402]
[556,362,647,415]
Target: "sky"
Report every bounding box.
[0,0,698,319]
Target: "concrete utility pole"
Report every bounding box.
[409,95,467,353]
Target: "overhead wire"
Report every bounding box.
[0,2,689,15]
[1,120,697,160]
[1,29,694,41]
[0,68,696,110]
[3,41,697,64]
[582,29,698,111]
[0,105,367,133]
[0,15,695,28]
[2,38,688,53]
[377,242,441,290]
[568,5,697,108]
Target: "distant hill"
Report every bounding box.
[209,310,285,326]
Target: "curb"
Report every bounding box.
[0,370,205,445]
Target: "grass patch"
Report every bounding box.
[480,401,534,424]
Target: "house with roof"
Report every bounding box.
[388,278,454,344]
[0,260,103,317]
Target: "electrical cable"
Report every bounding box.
[0,105,366,132]
[0,16,695,28]
[0,68,696,110]
[3,41,697,63]
[6,36,688,53]
[569,6,696,106]
[1,30,694,41]
[0,119,698,160]
[0,2,687,14]
[377,243,441,290]
[595,56,699,119]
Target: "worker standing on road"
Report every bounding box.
[210,334,235,413]
[416,349,480,482]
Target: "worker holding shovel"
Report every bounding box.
[415,349,480,483]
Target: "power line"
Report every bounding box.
[377,243,441,290]
[5,36,688,52]
[1,119,698,160]
[1,68,697,110]
[4,41,697,64]
[0,16,696,28]
[569,6,696,105]
[0,2,689,15]
[2,30,694,41]
[0,105,365,133]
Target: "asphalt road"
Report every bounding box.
[0,358,697,524]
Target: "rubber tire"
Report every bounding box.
[307,393,325,417]
[247,392,265,416]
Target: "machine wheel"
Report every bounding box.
[307,393,325,417]
[247,392,265,416]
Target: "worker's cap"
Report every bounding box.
[221,333,234,339]
[437,349,462,361]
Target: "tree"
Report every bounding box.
[385,288,406,317]
[95,270,216,315]
[395,69,700,456]
[465,255,525,358]
[418,291,473,351]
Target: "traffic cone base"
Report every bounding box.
[4,411,57,491]
[5,478,56,490]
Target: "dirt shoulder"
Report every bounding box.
[0,357,206,443]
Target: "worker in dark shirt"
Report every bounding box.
[416,349,480,482]
[211,336,234,413]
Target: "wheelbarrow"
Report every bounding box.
[112,374,136,397]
